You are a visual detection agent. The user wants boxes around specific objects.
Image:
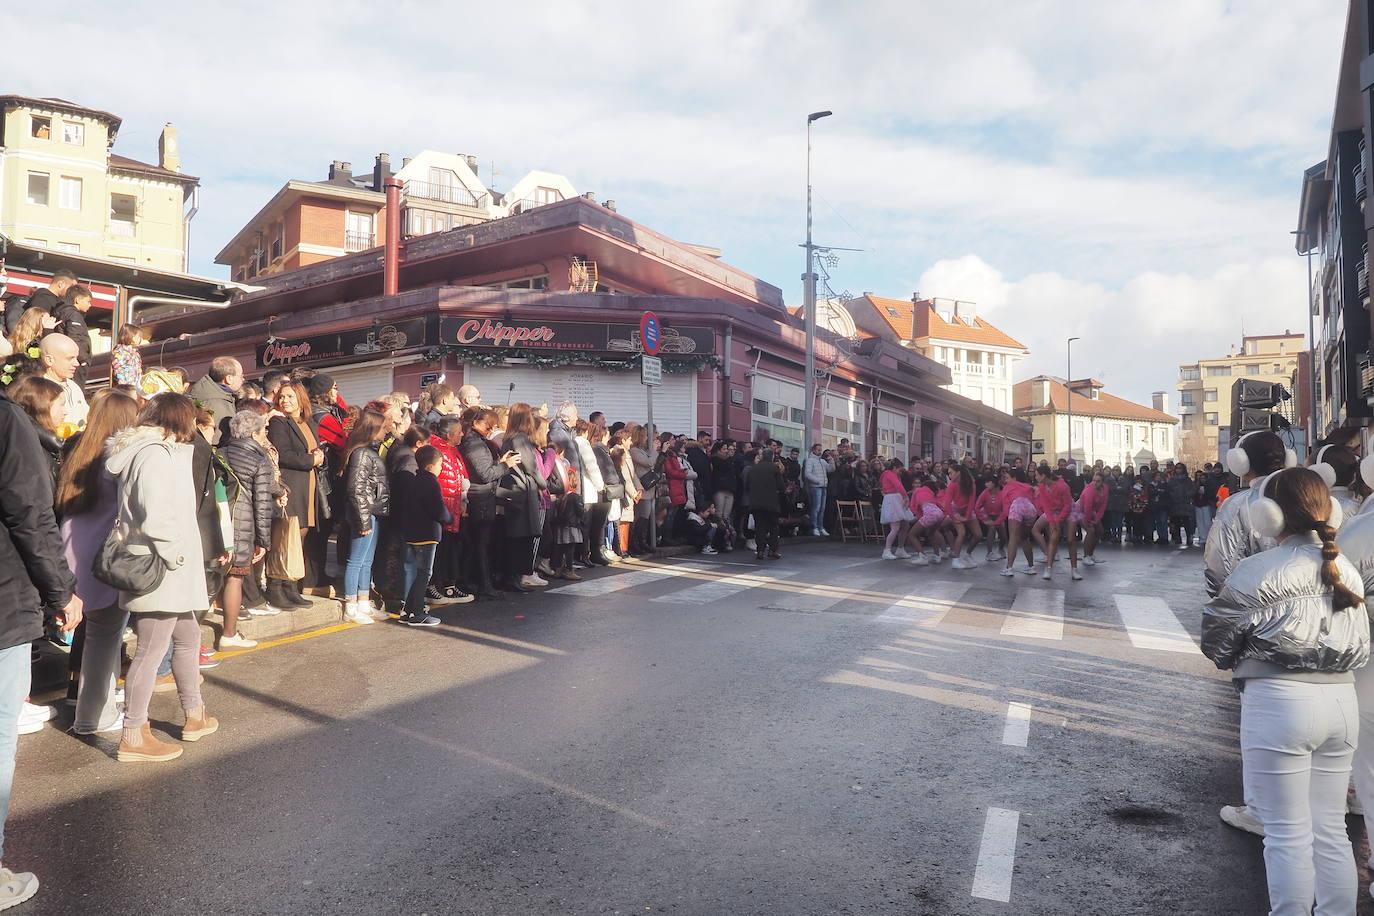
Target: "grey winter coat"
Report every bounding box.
[1203,474,1279,598]
[187,375,236,445]
[1202,532,1370,679]
[105,426,209,614]
[219,436,280,566]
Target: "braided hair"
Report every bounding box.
[1268,467,1364,611]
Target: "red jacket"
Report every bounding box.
[429,434,468,532]
[1078,482,1107,524]
[665,454,689,506]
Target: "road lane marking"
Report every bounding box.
[875,580,973,626]
[1001,588,1064,640]
[551,563,710,597]
[1002,702,1032,747]
[1112,595,1198,653]
[651,567,803,604]
[760,572,877,612]
[972,807,1020,902]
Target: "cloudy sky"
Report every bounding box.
[9,0,1348,404]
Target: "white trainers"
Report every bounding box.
[520,574,549,588]
[700,546,718,555]
[1071,569,1083,581]
[363,601,389,621]
[0,867,38,911]
[1219,805,1265,837]
[244,603,282,617]
[999,567,1016,577]
[928,553,943,565]
[17,703,52,735]
[745,539,757,551]
[220,631,260,647]
[342,603,375,626]
[908,553,930,566]
[881,549,897,560]
[1081,556,1096,566]
[894,547,910,559]
[1041,567,1052,580]
[1018,564,1036,575]
[950,557,972,570]
[72,712,124,736]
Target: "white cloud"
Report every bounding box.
[917,254,1308,405]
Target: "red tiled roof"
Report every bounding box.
[1013,377,1177,424]
[108,153,198,184]
[858,294,1027,350]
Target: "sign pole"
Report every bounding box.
[647,382,656,554]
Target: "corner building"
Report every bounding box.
[120,197,1030,459]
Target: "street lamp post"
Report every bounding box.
[803,109,832,454]
[1066,337,1080,465]
[1291,229,1319,450]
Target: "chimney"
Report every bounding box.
[158,123,180,172]
[953,300,977,322]
[328,160,353,183]
[372,153,392,192]
[1031,378,1049,409]
[1152,391,1169,414]
[603,199,616,212]
[401,157,412,168]
[465,154,479,174]
[582,191,597,203]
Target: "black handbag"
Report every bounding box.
[638,470,662,490]
[92,526,166,596]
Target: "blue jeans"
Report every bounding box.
[344,518,379,598]
[1153,507,1170,543]
[0,643,31,860]
[807,486,826,533]
[401,542,437,618]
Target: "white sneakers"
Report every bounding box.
[1041,567,1052,580]
[881,549,897,560]
[17,703,52,735]
[908,553,930,566]
[950,557,974,570]
[220,631,260,647]
[999,567,1016,577]
[894,547,910,559]
[1071,569,1083,581]
[745,539,757,551]
[1018,564,1037,575]
[520,574,549,588]
[701,546,718,555]
[71,712,124,736]
[244,603,282,617]
[362,600,389,621]
[1081,556,1096,566]
[0,867,38,911]
[342,602,375,626]
[1219,805,1266,837]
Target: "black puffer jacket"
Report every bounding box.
[219,436,278,566]
[459,429,503,522]
[29,419,62,492]
[344,444,390,535]
[0,390,74,650]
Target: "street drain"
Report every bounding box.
[1108,805,1178,825]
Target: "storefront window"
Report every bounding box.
[751,374,804,449]
[821,393,863,451]
[875,407,908,461]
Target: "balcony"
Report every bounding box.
[508,196,561,215]
[343,230,375,252]
[402,180,487,210]
[1360,255,1369,298]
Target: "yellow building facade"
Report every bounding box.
[1175,332,1304,466]
[0,96,196,271]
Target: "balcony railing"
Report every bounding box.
[343,230,375,252]
[1359,139,1369,201]
[509,196,561,215]
[402,180,487,209]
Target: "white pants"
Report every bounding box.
[1242,678,1358,916]
[1353,662,1374,865]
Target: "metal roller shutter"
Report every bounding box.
[328,363,395,409]
[465,364,697,433]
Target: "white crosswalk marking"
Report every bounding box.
[552,564,709,598]
[651,567,803,604]
[1113,595,1198,653]
[875,580,973,627]
[1001,588,1064,640]
[971,807,1020,902]
[760,572,876,613]
[1002,702,1032,747]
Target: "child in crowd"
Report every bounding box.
[550,443,586,580]
[110,323,146,387]
[684,502,726,554]
[396,445,448,627]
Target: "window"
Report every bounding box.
[29,115,50,139]
[61,121,84,145]
[1180,367,1200,381]
[1072,419,1085,443]
[1112,424,1122,446]
[951,429,974,457]
[25,172,49,206]
[490,275,550,290]
[751,375,805,449]
[1094,421,1106,442]
[1247,364,1262,375]
[1206,413,1219,426]
[109,193,136,236]
[58,177,82,210]
[885,306,900,317]
[25,239,47,248]
[1180,392,1196,406]
[1124,426,1133,446]
[1183,415,1197,430]
[54,242,79,253]
[875,407,908,461]
[271,235,283,261]
[533,186,562,206]
[822,394,863,450]
[344,211,374,251]
[1273,363,1283,373]
[1204,389,1217,402]
[1206,366,1231,377]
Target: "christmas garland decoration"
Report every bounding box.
[421,346,721,374]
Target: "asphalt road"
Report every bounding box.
[7,539,1294,914]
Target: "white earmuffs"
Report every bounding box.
[1311,445,1337,489]
[1225,430,1298,478]
[1361,454,1374,491]
[1250,473,1345,539]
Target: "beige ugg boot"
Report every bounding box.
[117,723,183,762]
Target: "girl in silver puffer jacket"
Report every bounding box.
[1203,467,1369,915]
